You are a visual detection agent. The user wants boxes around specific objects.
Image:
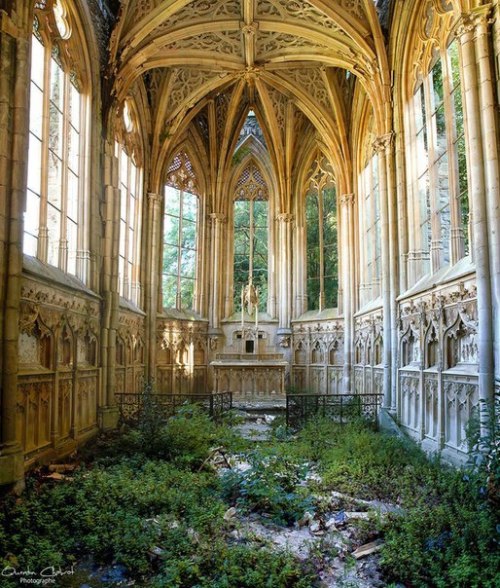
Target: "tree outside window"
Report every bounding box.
[162,152,199,310]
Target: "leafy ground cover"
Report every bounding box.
[0,408,498,587]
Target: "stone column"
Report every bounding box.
[209,213,225,332]
[99,142,120,429]
[0,7,30,488]
[457,14,494,437]
[373,134,394,410]
[340,194,355,392]
[277,213,293,332]
[474,7,500,399]
[145,192,161,381]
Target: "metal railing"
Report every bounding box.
[115,391,233,425]
[286,392,383,428]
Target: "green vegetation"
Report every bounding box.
[0,409,498,587]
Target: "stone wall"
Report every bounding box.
[291,319,344,394]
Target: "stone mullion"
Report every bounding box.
[424,76,441,273]
[37,40,52,263]
[146,192,161,381]
[357,174,367,306]
[58,72,71,272]
[442,46,463,266]
[209,212,225,331]
[226,206,237,319]
[0,11,31,487]
[474,7,500,396]
[277,213,293,331]
[457,15,494,438]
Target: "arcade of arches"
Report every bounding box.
[1,0,500,487]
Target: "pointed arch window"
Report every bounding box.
[412,40,469,273]
[306,157,338,311]
[116,142,143,304]
[162,152,199,310]
[358,152,381,304]
[233,162,268,311]
[24,5,87,279]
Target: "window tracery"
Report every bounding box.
[162,151,199,310]
[305,155,338,311]
[411,39,469,273]
[24,2,87,279]
[116,142,143,305]
[233,161,269,311]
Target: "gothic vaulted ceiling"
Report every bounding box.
[109,0,390,208]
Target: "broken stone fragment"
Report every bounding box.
[352,539,384,559]
[224,507,238,521]
[298,511,314,527]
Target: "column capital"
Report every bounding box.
[455,6,493,39]
[372,132,394,153]
[276,212,294,223]
[147,192,161,208]
[340,193,355,206]
[209,212,226,223]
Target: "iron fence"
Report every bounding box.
[115,391,233,425]
[286,392,383,428]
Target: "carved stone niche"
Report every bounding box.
[294,340,307,365]
[116,337,125,366]
[158,341,172,365]
[445,320,478,370]
[373,336,383,366]
[19,320,52,370]
[329,340,342,365]
[78,332,97,366]
[58,324,74,368]
[401,326,421,367]
[311,340,324,364]
[425,326,439,369]
[194,341,205,365]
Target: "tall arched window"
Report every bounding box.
[24,3,87,278]
[412,39,469,273]
[306,157,338,311]
[358,153,381,304]
[116,140,143,304]
[162,152,199,310]
[233,162,268,311]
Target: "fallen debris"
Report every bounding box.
[352,539,384,560]
[48,463,77,473]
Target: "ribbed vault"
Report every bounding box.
[109,0,390,207]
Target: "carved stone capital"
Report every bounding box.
[372,132,394,153]
[148,192,161,204]
[340,193,355,206]
[456,6,493,39]
[276,213,294,223]
[209,212,226,224]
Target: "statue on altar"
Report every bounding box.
[243,278,258,315]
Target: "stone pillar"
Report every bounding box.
[98,142,120,430]
[373,134,395,410]
[209,213,225,332]
[457,14,494,437]
[0,7,31,488]
[277,213,293,332]
[474,7,500,399]
[145,192,161,381]
[340,194,355,392]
